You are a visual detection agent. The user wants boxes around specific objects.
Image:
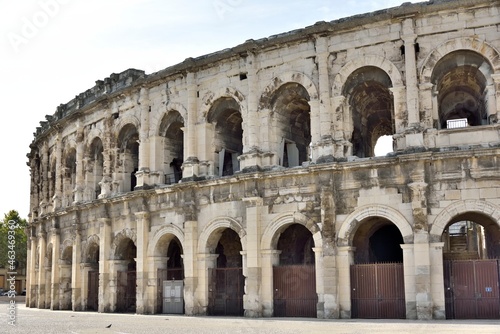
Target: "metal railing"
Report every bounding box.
[446,118,468,129]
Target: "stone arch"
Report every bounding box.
[60,239,73,264]
[259,71,319,108]
[197,217,247,254]
[114,116,140,137]
[111,228,137,259]
[151,102,187,137]
[83,234,100,263]
[85,128,103,149]
[200,87,247,121]
[337,205,414,246]
[420,37,500,83]
[332,55,403,97]
[261,212,322,251]
[147,224,185,257]
[429,200,500,242]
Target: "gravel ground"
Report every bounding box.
[2,297,500,334]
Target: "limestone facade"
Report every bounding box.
[26,0,500,320]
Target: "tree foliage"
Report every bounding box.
[0,210,28,270]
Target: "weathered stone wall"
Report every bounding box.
[25,0,500,320]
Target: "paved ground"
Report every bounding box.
[2,297,500,334]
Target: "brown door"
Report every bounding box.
[350,263,405,319]
[273,265,317,317]
[445,259,500,319]
[208,268,244,316]
[117,270,136,312]
[87,271,99,311]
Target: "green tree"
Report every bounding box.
[0,210,28,271]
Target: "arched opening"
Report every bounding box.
[63,148,76,206]
[374,135,394,157]
[87,137,104,199]
[343,66,394,158]
[271,83,311,167]
[207,228,244,316]
[117,124,139,192]
[115,238,137,313]
[159,110,184,184]
[207,98,243,176]
[48,158,56,203]
[155,235,184,314]
[432,51,491,129]
[350,217,405,319]
[85,242,100,311]
[60,246,73,310]
[273,224,317,317]
[441,212,500,319]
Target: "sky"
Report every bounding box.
[0,0,412,219]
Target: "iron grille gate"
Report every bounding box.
[208,268,244,316]
[350,263,405,319]
[87,271,99,311]
[444,259,500,319]
[273,265,317,317]
[116,270,136,312]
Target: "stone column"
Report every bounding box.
[333,95,350,158]
[53,134,62,210]
[429,242,445,319]
[183,220,198,315]
[136,87,151,189]
[98,218,111,312]
[260,249,280,317]
[413,241,432,320]
[183,72,200,179]
[50,228,60,310]
[336,246,355,319]
[239,52,269,170]
[58,262,72,310]
[71,229,82,311]
[28,236,37,307]
[321,248,339,319]
[148,135,164,184]
[390,85,412,151]
[401,244,416,319]
[419,82,434,130]
[243,197,263,317]
[135,211,150,314]
[313,247,324,318]
[74,123,85,203]
[40,142,49,212]
[311,37,335,162]
[99,109,114,198]
[402,18,419,127]
[490,74,500,123]
[37,232,47,309]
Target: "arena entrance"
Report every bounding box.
[207,229,244,316]
[115,238,137,313]
[350,220,405,319]
[273,224,317,317]
[157,237,184,314]
[86,241,99,311]
[441,213,500,319]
